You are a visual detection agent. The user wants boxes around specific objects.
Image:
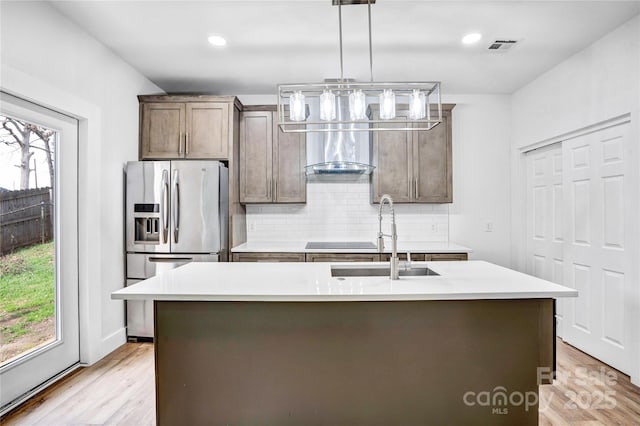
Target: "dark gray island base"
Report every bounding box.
[154,299,553,425]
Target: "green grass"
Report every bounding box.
[0,242,54,342]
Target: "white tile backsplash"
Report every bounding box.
[246,179,449,242]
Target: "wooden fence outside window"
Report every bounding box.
[0,187,53,255]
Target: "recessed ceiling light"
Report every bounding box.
[462,33,482,44]
[208,35,227,47]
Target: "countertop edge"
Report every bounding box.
[112,291,577,302]
[231,242,473,254]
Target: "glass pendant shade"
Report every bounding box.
[379,89,396,120]
[349,89,367,120]
[319,90,336,121]
[409,89,426,120]
[289,91,307,122]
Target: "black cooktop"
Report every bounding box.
[305,241,377,250]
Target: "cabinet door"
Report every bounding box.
[273,120,306,203]
[232,253,305,262]
[426,253,468,261]
[185,102,229,159]
[371,110,413,203]
[305,253,381,262]
[240,111,273,203]
[140,103,185,159]
[381,253,426,262]
[414,108,452,202]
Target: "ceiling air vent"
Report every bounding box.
[488,40,519,51]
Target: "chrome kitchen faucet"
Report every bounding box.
[377,194,399,280]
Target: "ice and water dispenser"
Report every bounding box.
[133,203,160,244]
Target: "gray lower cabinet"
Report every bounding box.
[240,107,306,203]
[380,253,468,261]
[425,253,468,261]
[232,253,305,262]
[232,252,467,262]
[380,253,426,262]
[371,104,454,203]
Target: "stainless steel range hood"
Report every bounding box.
[305,83,374,176]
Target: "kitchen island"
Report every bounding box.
[112,260,577,425]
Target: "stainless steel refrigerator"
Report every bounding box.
[125,160,228,339]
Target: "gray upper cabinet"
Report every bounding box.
[140,102,185,159]
[139,95,239,160]
[240,107,306,204]
[184,102,229,159]
[371,104,454,203]
[240,111,272,203]
[371,109,414,203]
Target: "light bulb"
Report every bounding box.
[319,89,336,121]
[289,91,306,122]
[409,89,426,120]
[462,33,482,44]
[349,89,367,120]
[379,89,395,120]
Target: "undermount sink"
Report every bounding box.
[331,266,439,277]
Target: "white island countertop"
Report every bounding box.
[111,260,577,302]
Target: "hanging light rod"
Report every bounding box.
[277,0,442,133]
[331,0,376,5]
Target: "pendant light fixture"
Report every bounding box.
[289,91,307,122]
[277,0,442,133]
[319,89,337,121]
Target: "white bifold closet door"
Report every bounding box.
[525,143,565,336]
[526,121,635,376]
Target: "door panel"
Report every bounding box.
[414,109,452,202]
[562,122,632,374]
[371,110,413,203]
[273,120,306,203]
[141,103,184,159]
[240,112,272,203]
[0,93,79,413]
[170,161,222,253]
[126,161,171,253]
[186,103,228,159]
[525,143,565,336]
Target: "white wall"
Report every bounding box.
[511,15,640,150]
[1,2,163,364]
[448,95,512,266]
[242,94,513,266]
[510,14,640,385]
[510,14,640,271]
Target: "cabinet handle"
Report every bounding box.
[178,132,183,155]
[274,181,278,201]
[415,178,419,199]
[185,132,190,155]
[267,178,271,199]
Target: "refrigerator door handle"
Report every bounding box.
[161,170,169,244]
[149,256,193,263]
[172,169,180,243]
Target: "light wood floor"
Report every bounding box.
[2,339,639,425]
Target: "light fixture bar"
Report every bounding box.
[277,81,442,132]
[331,0,376,5]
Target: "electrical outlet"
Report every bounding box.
[249,223,256,232]
[485,222,493,232]
[431,224,437,232]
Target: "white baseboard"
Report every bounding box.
[99,327,127,362]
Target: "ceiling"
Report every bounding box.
[50,0,640,95]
